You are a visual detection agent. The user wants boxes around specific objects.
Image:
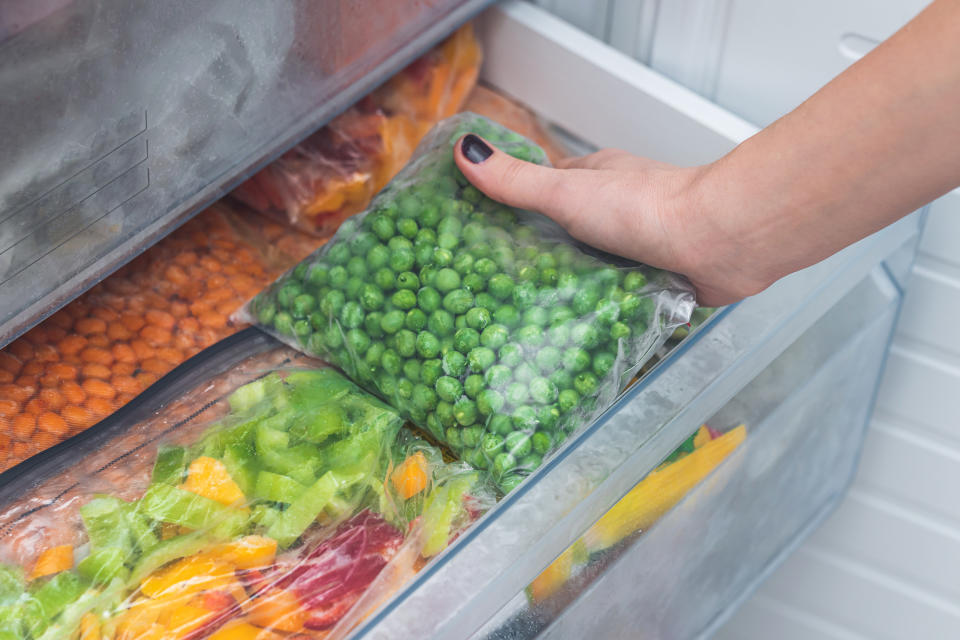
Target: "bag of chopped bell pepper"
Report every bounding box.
[0,330,493,640]
[0,202,324,475]
[240,113,696,493]
[229,24,482,238]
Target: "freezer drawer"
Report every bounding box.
[346,3,919,638]
[476,266,901,639]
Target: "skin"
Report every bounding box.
[455,0,960,306]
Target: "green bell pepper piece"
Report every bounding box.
[139,484,246,538]
[228,373,285,413]
[80,497,133,552]
[151,445,186,485]
[30,571,86,626]
[420,474,477,557]
[76,548,128,585]
[0,566,23,605]
[267,471,365,548]
[253,471,306,504]
[128,531,220,586]
[222,443,258,497]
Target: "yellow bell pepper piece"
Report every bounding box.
[583,425,746,552]
[205,622,268,640]
[29,544,73,580]
[161,604,213,639]
[140,555,234,599]
[391,451,429,500]
[180,457,247,508]
[692,425,712,449]
[117,622,167,640]
[80,612,101,640]
[526,539,588,604]
[206,536,278,570]
[245,588,307,633]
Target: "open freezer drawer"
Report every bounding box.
[343,3,919,638]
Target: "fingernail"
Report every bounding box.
[461,134,493,164]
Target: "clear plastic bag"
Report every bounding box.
[0,203,325,473]
[241,113,696,492]
[0,333,492,639]
[230,24,482,238]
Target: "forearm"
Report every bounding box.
[690,0,960,291]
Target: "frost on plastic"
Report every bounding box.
[242,113,696,492]
[0,349,492,639]
[230,24,482,238]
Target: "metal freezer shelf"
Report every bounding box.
[0,0,493,348]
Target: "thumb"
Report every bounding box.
[453,134,586,228]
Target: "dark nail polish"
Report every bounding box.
[461,134,493,164]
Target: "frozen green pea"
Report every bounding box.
[416,331,441,358]
[610,321,631,340]
[437,401,456,428]
[477,389,505,415]
[549,305,575,326]
[293,262,308,281]
[454,327,480,353]
[388,236,413,252]
[469,241,492,259]
[329,265,350,288]
[512,282,537,309]
[391,289,417,310]
[415,243,434,268]
[484,364,511,388]
[365,342,386,366]
[436,376,463,403]
[344,276,364,300]
[396,378,414,400]
[364,312,385,338]
[488,273,515,300]
[481,433,504,459]
[309,311,326,331]
[396,329,417,357]
[546,323,570,347]
[554,244,577,267]
[340,301,364,329]
[397,194,419,218]
[523,307,549,327]
[443,289,474,315]
[480,324,509,349]
[402,358,422,381]
[505,431,532,458]
[474,257,497,278]
[374,267,395,290]
[518,454,543,472]
[489,305,518,328]
[346,256,367,279]
[432,247,454,267]
[465,307,491,330]
[595,298,621,325]
[468,346,496,371]
[397,217,419,239]
[437,233,459,251]
[562,347,590,372]
[558,388,579,412]
[428,310,455,336]
[291,294,316,318]
[420,203,441,227]
[464,374,485,399]
[421,359,443,386]
[475,292,497,311]
[359,284,384,311]
[517,325,544,347]
[389,248,415,273]
[536,254,557,271]
[570,323,600,349]
[499,474,524,493]
[366,243,390,269]
[257,301,277,325]
[396,271,420,291]
[371,214,395,241]
[442,351,467,377]
[491,245,515,269]
[462,273,486,293]
[493,452,516,479]
[572,288,600,315]
[416,228,437,245]
[489,414,513,436]
[277,283,302,309]
[557,272,578,300]
[514,362,536,383]
[445,426,462,448]
[498,342,524,367]
[530,377,558,404]
[293,319,311,339]
[425,413,443,439]
[306,264,329,287]
[512,405,539,431]
[549,369,574,391]
[592,351,616,377]
[453,253,474,275]
[307,332,326,354]
[461,186,483,205]
[517,264,538,283]
[454,398,479,426]
[420,265,438,287]
[412,384,438,411]
[624,271,647,291]
[405,308,427,332]
[460,426,482,450]
[536,405,560,432]
[380,310,405,334]
[323,324,343,349]
[417,287,441,313]
[379,373,398,398]
[327,243,350,265]
[434,268,461,293]
[574,372,599,396]
[505,382,528,406]
[437,216,463,237]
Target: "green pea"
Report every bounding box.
[477,389,505,415]
[366,244,390,271]
[558,388,580,412]
[291,294,316,318]
[344,276,364,300]
[428,310,455,337]
[293,319,311,338]
[534,346,563,374]
[435,376,463,403]
[396,378,414,400]
[389,248,415,273]
[491,245,515,270]
[445,426,462,448]
[570,323,600,349]
[480,324,509,349]
[416,228,437,246]
[464,374,485,399]
[420,203,441,228]
[517,264,538,283]
[484,364,511,388]
[455,314,468,331]
[557,273,578,300]
[548,369,573,392]
[346,256,367,279]
[512,405,539,431]
[465,307,491,330]
[443,289,474,315]
[421,359,443,386]
[592,351,616,378]
[290,263,306,282]
[475,292,498,311]
[425,413,443,439]
[453,328,480,353]
[403,308,426,332]
[380,310,405,334]
[531,431,553,456]
[488,274,515,300]
[340,301,364,329]
[481,433,504,459]
[327,265,348,289]
[388,236,413,252]
[514,362,536,383]
[306,264,329,287]
[460,427,482,450]
[574,372,598,396]
[493,452,516,479]
[549,306,576,326]
[546,323,571,347]
[518,453,543,472]
[373,267,395,290]
[499,474,524,493]
[468,347,496,372]
[391,289,417,310]
[506,382,528,406]
[452,254,474,275]
[420,265,438,287]
[416,331,441,358]
[610,322,631,340]
[397,217,419,239]
[562,347,591,372]
[571,287,600,316]
[359,284,384,311]
[437,401,456,428]
[474,258,497,278]
[517,325,544,347]
[512,282,538,309]
[529,377,559,404]
[403,358,422,381]
[370,214,395,241]
[432,247,454,267]
[454,398,479,426]
[462,221,486,245]
[434,268,461,293]
[437,216,463,237]
[595,298,621,325]
[277,283,302,309]
[378,373,398,398]
[396,271,420,291]
[396,329,417,357]
[498,342,524,368]
[518,307,545,328]
[344,327,371,354]
[308,311,326,332]
[417,287,441,313]
[327,243,350,265]
[324,324,343,349]
[257,301,277,325]
[505,431,533,458]
[489,414,513,436]
[412,384,438,411]
[462,273,486,293]
[442,351,467,377]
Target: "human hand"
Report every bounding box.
[454,135,771,307]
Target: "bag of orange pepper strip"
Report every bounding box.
[230,24,482,237]
[0,203,324,473]
[0,338,491,640]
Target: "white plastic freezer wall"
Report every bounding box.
[532,0,960,637]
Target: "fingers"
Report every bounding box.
[454,134,601,230]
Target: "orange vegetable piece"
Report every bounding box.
[80,612,101,640]
[391,451,430,499]
[141,358,172,376]
[112,375,142,396]
[91,307,119,323]
[245,588,308,633]
[30,544,73,579]
[146,310,176,331]
[62,405,94,428]
[140,555,233,599]
[23,398,43,416]
[85,397,115,419]
[39,388,65,411]
[86,334,111,349]
[61,381,86,405]
[141,325,173,347]
[107,321,133,341]
[21,361,43,376]
[38,412,68,435]
[198,313,227,330]
[81,347,114,366]
[50,363,79,381]
[121,313,146,332]
[0,371,12,384]
[83,378,117,400]
[75,317,107,336]
[0,352,23,375]
[12,414,35,439]
[112,343,137,364]
[130,339,156,360]
[208,536,277,570]
[0,399,18,418]
[81,363,112,380]
[7,340,33,361]
[161,604,214,639]
[34,344,58,363]
[206,622,272,640]
[180,456,246,507]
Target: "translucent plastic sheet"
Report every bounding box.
[242,114,696,492]
[230,25,483,237]
[0,204,325,473]
[0,340,492,639]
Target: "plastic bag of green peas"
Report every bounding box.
[239,113,695,492]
